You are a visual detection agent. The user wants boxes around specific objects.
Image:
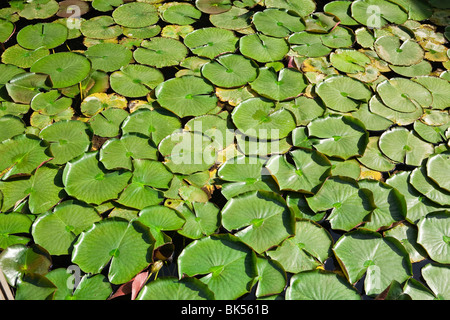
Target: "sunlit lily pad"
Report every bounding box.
[16,23,68,50]
[134,37,188,68]
[160,2,202,25]
[410,164,450,206]
[374,35,423,66]
[85,43,132,72]
[239,33,289,63]
[112,2,158,28]
[426,152,450,192]
[110,64,164,98]
[137,277,214,300]
[184,27,238,59]
[417,211,450,264]
[265,0,315,17]
[252,8,305,38]
[80,16,123,40]
[351,0,408,28]
[0,213,32,249]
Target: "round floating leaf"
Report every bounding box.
[267,220,333,273]
[30,52,90,89]
[323,1,359,26]
[0,134,50,181]
[176,201,220,240]
[62,152,132,205]
[85,43,132,72]
[195,0,232,14]
[330,49,371,74]
[358,136,396,172]
[80,16,123,40]
[112,2,158,28]
[307,176,375,231]
[286,270,361,300]
[6,72,51,105]
[239,33,289,63]
[201,54,257,88]
[333,230,412,296]
[155,76,217,118]
[72,218,154,285]
[351,103,393,132]
[410,165,450,206]
[249,67,307,101]
[89,108,129,138]
[137,277,214,300]
[121,108,181,145]
[31,90,72,115]
[374,35,423,66]
[413,76,450,110]
[16,23,68,50]
[91,0,123,12]
[0,213,32,249]
[39,120,91,165]
[420,263,450,300]
[231,97,296,140]
[378,127,434,166]
[160,2,202,25]
[321,26,355,49]
[253,257,286,298]
[369,94,422,126]
[32,200,101,256]
[0,18,14,43]
[390,60,432,77]
[0,116,26,142]
[184,27,238,59]
[80,93,127,118]
[265,0,315,17]
[307,115,369,159]
[316,75,372,112]
[384,222,428,263]
[158,131,217,175]
[134,37,188,68]
[277,96,325,126]
[351,0,408,28]
[110,64,164,98]
[417,212,450,264]
[18,0,59,20]
[221,190,294,253]
[358,179,406,231]
[426,152,450,192]
[376,78,432,113]
[209,6,252,30]
[288,32,332,57]
[252,8,305,38]
[177,234,257,300]
[266,148,332,193]
[0,244,52,287]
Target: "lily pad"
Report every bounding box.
[410,165,450,206]
[286,270,361,300]
[31,200,101,256]
[357,136,396,172]
[0,115,26,142]
[85,43,132,72]
[176,201,221,240]
[160,2,202,25]
[177,234,257,300]
[155,76,217,118]
[72,218,154,284]
[112,2,158,28]
[239,33,289,63]
[80,16,123,40]
[221,190,294,253]
[265,0,316,17]
[249,67,307,101]
[0,213,32,249]
[201,54,257,88]
[252,8,305,38]
[30,52,91,89]
[333,230,412,296]
[62,152,132,205]
[137,277,214,300]
[184,27,238,59]
[351,0,408,28]
[110,64,164,98]
[374,35,423,66]
[134,37,188,68]
[315,75,372,112]
[413,76,450,110]
[416,211,450,264]
[426,152,450,192]
[16,23,68,50]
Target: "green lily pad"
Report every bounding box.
[378,127,434,166]
[316,75,372,112]
[160,2,202,25]
[31,200,101,256]
[413,76,450,110]
[369,94,422,126]
[333,230,412,296]
[72,218,154,284]
[6,72,51,104]
[0,244,52,287]
[419,263,450,300]
[307,176,375,231]
[329,49,371,74]
[0,18,14,43]
[201,54,257,88]
[239,33,289,63]
[30,52,91,89]
[265,0,315,17]
[384,222,428,263]
[253,256,286,298]
[321,26,355,48]
[209,6,252,30]
[62,152,132,205]
[249,67,307,101]
[195,0,232,14]
[85,43,132,72]
[112,2,158,28]
[110,64,164,98]
[177,234,257,300]
[410,165,450,206]
[286,192,325,221]
[155,76,217,118]
[390,60,432,77]
[137,277,214,300]
[80,16,123,40]
[416,212,450,264]
[351,0,408,28]
[252,8,305,38]
[184,27,238,59]
[89,108,129,138]
[286,270,361,300]
[30,90,72,116]
[0,213,32,249]
[18,0,59,20]
[0,115,26,142]
[121,108,181,145]
[307,115,369,160]
[324,1,359,26]
[374,35,423,66]
[231,97,296,140]
[39,120,91,165]
[221,190,294,253]
[0,134,50,181]
[158,131,217,175]
[267,220,333,273]
[134,37,188,68]
[265,148,332,194]
[426,152,450,192]
[176,201,220,240]
[16,23,68,50]
[358,136,396,172]
[288,31,332,57]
